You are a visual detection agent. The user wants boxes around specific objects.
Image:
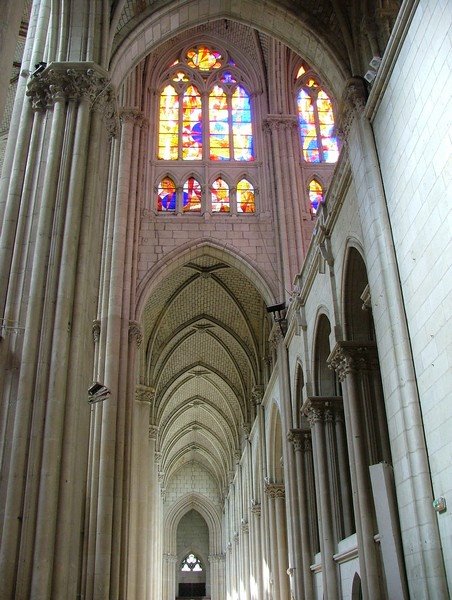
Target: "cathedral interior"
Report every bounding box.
[0,1,450,599]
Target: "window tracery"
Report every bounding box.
[155,43,258,215]
[181,553,203,572]
[295,62,339,164]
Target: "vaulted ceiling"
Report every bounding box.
[141,252,270,496]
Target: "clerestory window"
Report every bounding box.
[155,44,257,214]
[157,45,254,162]
[295,63,339,164]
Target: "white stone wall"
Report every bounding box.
[373,0,452,587]
[165,462,221,509]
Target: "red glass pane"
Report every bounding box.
[157,177,177,212]
[183,177,202,212]
[182,85,202,159]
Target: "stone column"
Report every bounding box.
[274,487,290,600]
[265,483,290,600]
[264,116,304,290]
[288,429,314,599]
[0,63,116,600]
[328,342,389,598]
[241,519,251,600]
[303,398,340,599]
[0,0,26,121]
[162,553,178,599]
[250,501,263,600]
[339,77,447,598]
[127,379,151,600]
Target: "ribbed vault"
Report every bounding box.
[140,250,270,499]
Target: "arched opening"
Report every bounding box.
[313,313,338,396]
[177,510,210,598]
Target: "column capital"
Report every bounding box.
[26,62,118,132]
[337,76,367,139]
[327,341,379,381]
[163,553,178,564]
[287,428,310,452]
[208,553,226,563]
[251,385,264,406]
[149,425,159,440]
[251,500,261,515]
[135,385,155,404]
[264,482,285,499]
[92,319,101,344]
[302,396,343,427]
[128,321,143,346]
[263,114,298,133]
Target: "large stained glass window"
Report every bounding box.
[237,178,255,213]
[296,70,339,164]
[308,178,324,214]
[158,45,254,162]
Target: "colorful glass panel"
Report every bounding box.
[182,85,202,160]
[158,85,179,160]
[220,71,237,83]
[183,177,202,212]
[211,177,230,212]
[309,179,324,214]
[317,90,339,163]
[186,46,222,71]
[296,65,306,79]
[157,177,177,212]
[231,87,254,161]
[172,71,189,82]
[209,85,230,160]
[237,179,255,213]
[297,89,319,163]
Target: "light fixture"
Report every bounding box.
[266,302,287,334]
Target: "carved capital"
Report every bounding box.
[208,553,226,563]
[92,319,101,343]
[128,321,143,346]
[337,77,367,140]
[302,396,343,427]
[264,114,298,133]
[264,483,285,499]
[135,385,155,404]
[26,62,119,134]
[149,425,159,440]
[251,385,264,406]
[327,341,379,381]
[287,428,305,452]
[251,501,261,515]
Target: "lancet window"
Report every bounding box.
[155,44,258,215]
[295,63,339,164]
[157,45,254,162]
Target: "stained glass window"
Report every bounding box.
[231,87,253,161]
[182,85,202,160]
[309,179,324,214]
[183,177,202,212]
[209,85,230,160]
[211,177,230,212]
[186,46,222,71]
[157,176,177,212]
[158,85,179,160]
[237,179,255,213]
[296,71,339,164]
[158,46,254,162]
[181,554,203,572]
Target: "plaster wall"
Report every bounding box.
[373,0,452,586]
